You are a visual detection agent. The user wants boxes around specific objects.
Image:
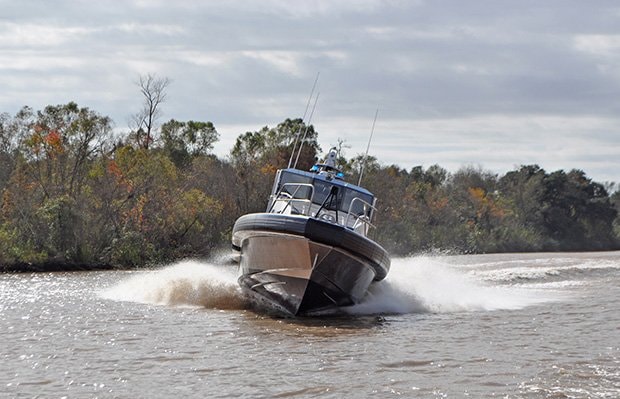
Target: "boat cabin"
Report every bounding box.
[267,168,377,236]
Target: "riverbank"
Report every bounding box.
[1,250,238,273]
[1,261,121,273]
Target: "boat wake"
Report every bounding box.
[469,258,620,284]
[101,255,571,316]
[100,260,246,310]
[346,256,563,315]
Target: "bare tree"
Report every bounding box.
[131,74,171,149]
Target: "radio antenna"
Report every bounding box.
[293,91,320,169]
[288,72,320,168]
[357,108,379,186]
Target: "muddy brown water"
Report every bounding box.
[1,252,619,398]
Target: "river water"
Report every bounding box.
[1,252,619,398]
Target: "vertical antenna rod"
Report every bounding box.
[288,72,320,168]
[293,91,320,169]
[357,108,379,186]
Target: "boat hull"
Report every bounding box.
[232,213,390,316]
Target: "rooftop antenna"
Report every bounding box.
[293,91,320,169]
[357,108,379,186]
[288,72,320,168]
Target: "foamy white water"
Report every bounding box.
[469,258,620,283]
[2,252,619,398]
[348,256,561,315]
[102,256,561,315]
[101,260,245,309]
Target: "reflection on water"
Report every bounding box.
[239,313,390,337]
[1,252,619,398]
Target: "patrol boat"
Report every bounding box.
[231,148,390,316]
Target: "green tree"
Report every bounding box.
[2,103,112,263]
[0,112,15,193]
[161,119,219,168]
[611,189,620,241]
[230,118,321,214]
[497,165,546,251]
[185,155,238,245]
[443,166,500,252]
[541,169,617,250]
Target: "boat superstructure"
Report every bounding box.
[232,149,390,316]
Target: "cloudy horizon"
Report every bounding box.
[2,0,620,184]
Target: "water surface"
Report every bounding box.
[1,252,619,398]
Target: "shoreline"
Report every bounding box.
[3,248,620,273]
[0,262,126,273]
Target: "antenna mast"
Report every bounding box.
[357,108,379,186]
[288,72,320,168]
[293,91,320,169]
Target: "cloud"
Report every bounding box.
[301,114,620,182]
[1,0,620,183]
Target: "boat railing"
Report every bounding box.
[345,197,377,235]
[269,181,378,236]
[268,183,315,215]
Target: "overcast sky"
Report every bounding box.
[1,0,620,183]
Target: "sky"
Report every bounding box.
[1,0,620,184]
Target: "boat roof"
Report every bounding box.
[281,168,374,197]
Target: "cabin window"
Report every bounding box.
[312,180,341,210]
[276,171,374,218]
[278,172,313,199]
[341,189,374,217]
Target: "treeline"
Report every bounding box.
[361,163,620,254]
[1,101,619,269]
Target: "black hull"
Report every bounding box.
[232,213,390,316]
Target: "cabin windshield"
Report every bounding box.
[269,170,377,235]
[276,170,373,216]
[278,171,313,200]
